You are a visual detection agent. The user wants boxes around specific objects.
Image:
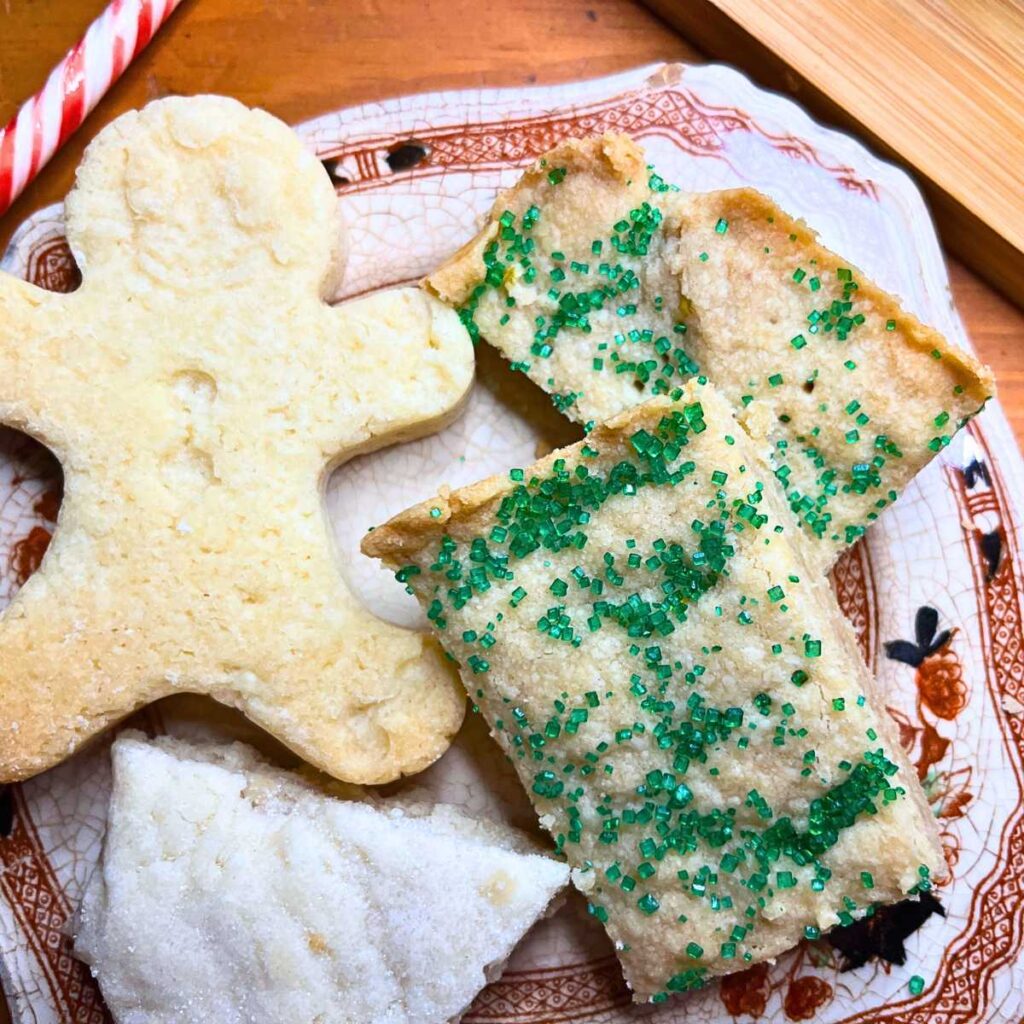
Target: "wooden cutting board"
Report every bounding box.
[644,0,1024,308]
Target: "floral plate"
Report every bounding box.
[1,63,1023,1024]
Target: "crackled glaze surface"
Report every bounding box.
[1,64,1023,1024]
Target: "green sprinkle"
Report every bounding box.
[715,218,729,234]
[790,334,807,350]
[886,319,897,331]
[804,925,820,940]
[547,167,567,185]
[638,893,660,915]
[686,942,704,960]
[861,871,875,889]
[909,976,925,996]
[768,373,783,387]
[429,506,442,519]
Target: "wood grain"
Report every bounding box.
[0,1,1021,1020]
[643,0,1024,306]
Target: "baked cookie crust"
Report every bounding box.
[426,133,994,568]
[0,96,474,784]
[365,381,943,1001]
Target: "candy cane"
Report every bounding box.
[0,0,187,217]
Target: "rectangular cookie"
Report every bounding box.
[426,133,994,568]
[363,380,943,1002]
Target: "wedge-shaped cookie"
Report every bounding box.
[74,734,569,1024]
[364,381,943,1002]
[0,96,475,783]
[426,133,993,567]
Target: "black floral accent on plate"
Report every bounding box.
[321,159,351,186]
[884,606,950,668]
[386,141,430,172]
[962,458,991,489]
[980,529,1002,581]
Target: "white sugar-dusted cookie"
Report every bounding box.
[74,734,570,1024]
[0,96,474,784]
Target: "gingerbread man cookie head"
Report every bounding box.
[66,96,342,296]
[0,96,474,784]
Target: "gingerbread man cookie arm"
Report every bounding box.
[312,288,476,461]
[0,275,81,446]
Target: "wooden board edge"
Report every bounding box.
[641,0,1024,310]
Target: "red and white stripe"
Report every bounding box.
[0,0,186,217]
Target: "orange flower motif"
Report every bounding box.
[784,976,833,1021]
[885,606,967,720]
[9,526,52,588]
[720,962,771,1018]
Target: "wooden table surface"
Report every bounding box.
[0,1,1021,1019]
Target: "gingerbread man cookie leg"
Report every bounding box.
[0,96,474,784]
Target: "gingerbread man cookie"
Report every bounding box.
[0,96,473,784]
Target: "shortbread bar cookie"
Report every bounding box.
[0,96,474,784]
[75,734,569,1024]
[364,381,943,1002]
[426,133,993,566]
